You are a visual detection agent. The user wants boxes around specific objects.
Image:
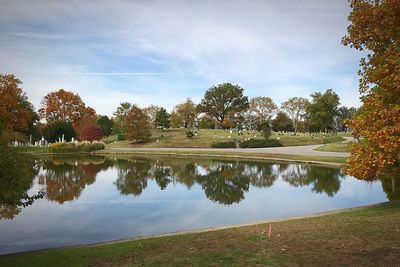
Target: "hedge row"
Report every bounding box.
[239,139,282,148]
[49,142,105,153]
[211,139,282,148]
[211,141,236,148]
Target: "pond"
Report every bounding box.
[0,155,398,255]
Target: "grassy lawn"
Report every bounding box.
[99,150,347,165]
[105,129,345,148]
[313,141,351,153]
[1,201,399,267]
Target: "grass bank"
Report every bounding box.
[105,129,345,148]
[1,201,399,266]
[313,141,351,152]
[98,149,347,165]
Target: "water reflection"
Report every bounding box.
[1,155,399,221]
[0,148,44,219]
[38,156,111,203]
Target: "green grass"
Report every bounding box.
[314,141,351,152]
[106,129,344,148]
[1,201,399,267]
[99,150,347,165]
[14,146,50,153]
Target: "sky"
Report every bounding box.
[0,0,363,116]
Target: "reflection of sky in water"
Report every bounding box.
[0,157,388,255]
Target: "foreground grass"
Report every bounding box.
[106,129,345,148]
[313,141,351,153]
[1,201,399,267]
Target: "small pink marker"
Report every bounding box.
[268,223,272,237]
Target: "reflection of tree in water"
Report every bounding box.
[114,159,151,196]
[380,176,400,201]
[281,165,309,187]
[0,147,43,220]
[244,162,280,188]
[168,162,198,189]
[196,161,250,205]
[39,155,109,203]
[306,167,342,197]
[153,163,172,190]
[281,165,343,197]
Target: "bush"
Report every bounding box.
[186,130,195,139]
[257,122,272,140]
[211,141,236,148]
[49,141,105,153]
[239,139,282,148]
[80,125,103,141]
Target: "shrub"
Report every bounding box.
[80,125,103,141]
[211,141,236,148]
[79,142,105,152]
[257,122,272,140]
[239,139,282,148]
[186,130,195,139]
[49,141,105,153]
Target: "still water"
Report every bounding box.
[0,155,396,255]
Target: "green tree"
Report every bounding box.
[281,97,309,133]
[154,107,171,128]
[197,83,249,128]
[43,122,77,143]
[335,106,357,132]
[113,102,133,134]
[272,111,294,132]
[306,89,340,132]
[97,115,113,136]
[257,122,272,140]
[124,106,151,143]
[171,98,198,128]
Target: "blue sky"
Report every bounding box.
[0,0,362,116]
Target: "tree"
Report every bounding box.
[74,106,97,137]
[143,105,161,128]
[272,111,294,132]
[342,0,400,180]
[124,106,151,143]
[113,102,133,134]
[97,115,113,136]
[80,125,103,141]
[197,83,249,128]
[198,115,216,129]
[249,97,277,126]
[306,89,340,132]
[0,74,34,135]
[154,107,171,128]
[43,122,77,143]
[281,97,309,133]
[171,98,197,128]
[335,106,357,131]
[258,122,272,140]
[39,89,86,125]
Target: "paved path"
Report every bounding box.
[110,144,350,157]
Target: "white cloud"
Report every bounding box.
[0,0,363,115]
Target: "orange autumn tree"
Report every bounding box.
[342,0,400,180]
[0,74,34,135]
[39,89,96,137]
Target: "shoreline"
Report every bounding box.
[27,148,347,167]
